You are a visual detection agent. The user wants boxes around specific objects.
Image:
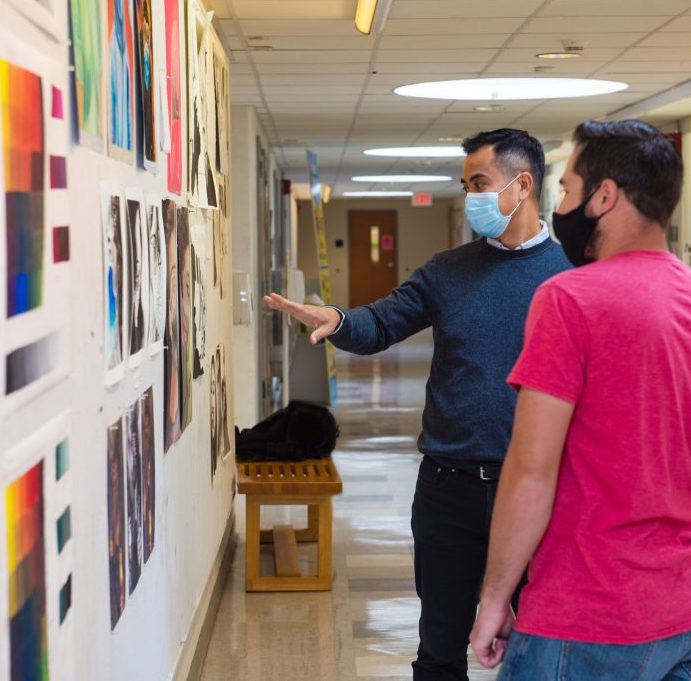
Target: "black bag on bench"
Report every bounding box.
[235,400,340,462]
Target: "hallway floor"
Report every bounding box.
[200,331,498,681]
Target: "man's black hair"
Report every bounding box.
[462,128,545,197]
[573,119,683,226]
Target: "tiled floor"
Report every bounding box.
[200,330,498,681]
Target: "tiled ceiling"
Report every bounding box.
[208,0,691,198]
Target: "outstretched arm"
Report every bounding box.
[264,293,342,345]
[265,257,436,355]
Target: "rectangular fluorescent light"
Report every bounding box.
[355,0,378,35]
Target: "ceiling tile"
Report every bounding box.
[507,33,646,49]
[385,18,524,35]
[389,0,545,19]
[375,49,498,63]
[379,35,511,50]
[230,0,355,20]
[524,16,672,33]
[660,15,691,31]
[539,0,691,16]
[249,50,371,63]
[234,19,357,36]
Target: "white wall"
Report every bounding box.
[297,198,452,308]
[1,4,235,681]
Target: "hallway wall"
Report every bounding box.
[297,198,452,308]
[0,4,236,681]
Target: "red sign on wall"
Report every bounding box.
[412,192,433,207]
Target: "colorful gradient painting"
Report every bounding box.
[6,461,49,681]
[1,60,45,319]
[164,0,182,194]
[70,0,103,143]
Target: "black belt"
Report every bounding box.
[424,455,502,481]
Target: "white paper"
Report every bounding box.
[0,34,70,419]
[0,412,73,681]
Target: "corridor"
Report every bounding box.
[200,330,496,681]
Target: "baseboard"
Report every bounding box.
[170,512,237,681]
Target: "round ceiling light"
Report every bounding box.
[364,146,465,158]
[343,191,414,197]
[394,77,628,101]
[351,174,453,183]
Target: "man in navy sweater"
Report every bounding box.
[265,129,571,681]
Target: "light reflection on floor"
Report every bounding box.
[200,330,498,680]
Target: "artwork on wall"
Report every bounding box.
[69,0,103,149]
[164,0,182,194]
[219,344,231,460]
[107,416,126,629]
[2,62,44,319]
[0,414,73,681]
[0,45,70,415]
[146,195,165,356]
[106,0,135,163]
[210,343,231,477]
[140,387,156,563]
[100,186,127,386]
[134,0,156,170]
[6,461,49,681]
[191,241,206,379]
[176,206,193,430]
[125,400,143,595]
[209,349,218,480]
[212,43,229,176]
[187,0,217,209]
[125,190,147,366]
[163,199,181,452]
[212,209,222,289]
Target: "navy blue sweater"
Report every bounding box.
[330,237,572,465]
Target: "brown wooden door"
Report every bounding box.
[348,210,397,307]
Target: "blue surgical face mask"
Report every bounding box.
[464,175,523,238]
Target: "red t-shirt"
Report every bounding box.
[508,250,691,644]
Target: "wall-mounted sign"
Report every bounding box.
[412,192,433,207]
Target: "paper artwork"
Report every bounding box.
[146,195,165,356]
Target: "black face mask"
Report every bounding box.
[552,192,600,267]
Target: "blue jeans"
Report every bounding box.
[498,630,691,681]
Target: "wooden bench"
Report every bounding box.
[237,458,343,592]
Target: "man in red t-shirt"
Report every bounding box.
[470,119,691,681]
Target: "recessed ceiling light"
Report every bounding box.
[394,78,628,101]
[343,191,414,197]
[351,175,453,183]
[537,51,582,59]
[473,104,505,113]
[438,136,464,143]
[364,146,465,158]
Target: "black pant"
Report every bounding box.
[411,456,524,681]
